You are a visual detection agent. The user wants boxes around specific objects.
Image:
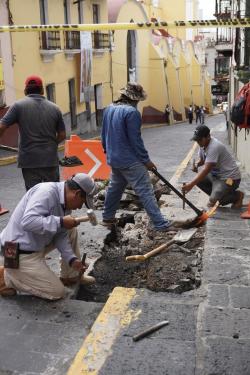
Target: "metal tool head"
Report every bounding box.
[173,228,197,243]
[86,209,98,226]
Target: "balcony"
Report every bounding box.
[39,31,62,62]
[64,31,81,50]
[92,32,110,50]
[63,31,112,59]
[215,56,230,81]
[64,31,81,59]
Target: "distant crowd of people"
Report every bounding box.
[188,105,206,125]
[165,104,206,125]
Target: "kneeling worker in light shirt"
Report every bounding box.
[0,173,97,300]
[182,126,244,209]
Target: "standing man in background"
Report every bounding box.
[188,105,193,124]
[165,104,171,125]
[0,75,66,190]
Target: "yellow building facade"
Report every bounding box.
[0,0,212,136]
[0,0,112,136]
[109,0,212,124]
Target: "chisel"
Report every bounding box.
[132,320,169,342]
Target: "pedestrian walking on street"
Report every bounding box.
[195,106,202,124]
[0,75,66,191]
[165,104,171,125]
[188,105,193,124]
[200,106,205,124]
[182,125,244,208]
[101,82,176,232]
[0,173,98,299]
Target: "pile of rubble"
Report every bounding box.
[93,172,171,211]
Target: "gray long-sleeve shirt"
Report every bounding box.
[0,182,76,264]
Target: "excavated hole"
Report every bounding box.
[77,213,205,303]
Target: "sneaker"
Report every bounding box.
[0,266,16,297]
[231,191,244,209]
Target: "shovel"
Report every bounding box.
[125,228,197,262]
[151,169,219,227]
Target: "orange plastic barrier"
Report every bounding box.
[62,135,111,180]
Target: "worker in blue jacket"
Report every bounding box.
[101,82,176,232]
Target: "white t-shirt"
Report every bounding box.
[198,137,241,180]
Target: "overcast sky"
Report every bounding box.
[199,0,216,19]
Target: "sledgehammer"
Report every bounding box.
[75,209,98,226]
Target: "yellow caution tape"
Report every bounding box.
[0,19,249,33]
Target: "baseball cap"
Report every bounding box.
[25,75,43,87]
[71,173,98,208]
[191,125,210,141]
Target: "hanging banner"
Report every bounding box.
[0,19,250,33]
[0,59,4,90]
[80,31,92,103]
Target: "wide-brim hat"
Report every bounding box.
[119,82,147,101]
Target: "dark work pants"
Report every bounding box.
[22,167,60,191]
[197,173,240,206]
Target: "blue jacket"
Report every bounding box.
[101,103,150,168]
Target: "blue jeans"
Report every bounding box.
[103,162,171,230]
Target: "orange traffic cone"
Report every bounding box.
[241,202,250,219]
[0,203,9,216]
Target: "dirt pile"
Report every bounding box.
[77,212,204,303]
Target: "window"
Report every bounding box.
[39,0,48,23]
[64,0,71,24]
[46,83,56,103]
[92,4,100,24]
[78,0,84,23]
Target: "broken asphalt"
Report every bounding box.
[1,114,250,375]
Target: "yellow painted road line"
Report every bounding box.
[0,18,250,33]
[0,155,17,166]
[67,287,141,375]
[0,144,65,166]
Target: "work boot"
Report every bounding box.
[231,191,244,209]
[101,218,117,228]
[0,266,16,297]
[60,275,96,287]
[155,224,178,233]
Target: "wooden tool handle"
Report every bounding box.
[75,216,89,224]
[144,239,175,259]
[126,255,145,262]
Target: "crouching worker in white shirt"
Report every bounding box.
[0,173,97,299]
